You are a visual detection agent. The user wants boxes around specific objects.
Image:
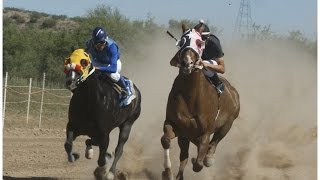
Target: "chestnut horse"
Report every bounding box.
[161,26,240,180]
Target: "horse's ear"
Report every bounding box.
[170,51,180,67]
[182,24,187,33]
[64,57,71,65]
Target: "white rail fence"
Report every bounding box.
[3,72,72,128]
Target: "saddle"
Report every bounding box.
[100,75,125,96]
[206,75,225,95]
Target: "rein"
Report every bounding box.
[76,66,96,85]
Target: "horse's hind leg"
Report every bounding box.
[205,120,234,167]
[108,121,134,180]
[64,123,80,162]
[85,138,98,159]
[176,136,190,180]
[161,120,176,180]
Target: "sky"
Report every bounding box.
[2,0,317,39]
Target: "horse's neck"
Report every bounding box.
[177,70,215,117]
[87,77,107,101]
[179,70,207,103]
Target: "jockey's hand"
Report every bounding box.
[199,59,206,66]
[198,59,210,71]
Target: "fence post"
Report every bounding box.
[26,78,32,124]
[39,73,46,128]
[3,72,8,124]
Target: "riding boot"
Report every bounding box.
[210,73,224,94]
[116,76,129,96]
[116,76,135,106]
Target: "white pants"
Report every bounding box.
[107,59,122,82]
[202,59,217,77]
[93,59,122,82]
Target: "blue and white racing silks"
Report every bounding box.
[86,38,120,73]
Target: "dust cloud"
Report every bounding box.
[110,33,317,180]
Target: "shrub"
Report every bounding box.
[12,13,25,24]
[41,18,56,29]
[29,12,41,23]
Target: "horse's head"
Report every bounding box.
[64,49,93,91]
[175,25,205,74]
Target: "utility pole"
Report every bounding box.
[234,0,253,39]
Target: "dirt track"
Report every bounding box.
[3,37,317,180]
[3,128,156,180]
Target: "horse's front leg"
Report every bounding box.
[94,133,111,180]
[161,120,177,180]
[64,123,80,162]
[108,121,133,180]
[192,134,210,172]
[205,120,234,167]
[176,136,190,180]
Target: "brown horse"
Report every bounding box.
[161,26,240,180]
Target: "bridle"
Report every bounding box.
[176,29,204,73]
[179,48,203,73]
[65,62,95,91]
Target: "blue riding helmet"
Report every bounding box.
[92,27,108,44]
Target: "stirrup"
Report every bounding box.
[124,94,136,106]
[119,94,136,107]
[215,83,224,94]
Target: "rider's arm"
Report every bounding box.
[202,35,225,73]
[98,44,118,73]
[202,57,225,74]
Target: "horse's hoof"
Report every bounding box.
[68,153,80,162]
[67,154,75,162]
[162,168,174,180]
[85,147,93,159]
[94,166,107,180]
[115,169,129,180]
[192,160,203,172]
[106,172,114,180]
[204,155,214,167]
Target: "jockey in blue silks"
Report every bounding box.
[85,26,136,106]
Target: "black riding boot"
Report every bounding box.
[210,73,224,94]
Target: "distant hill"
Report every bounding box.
[3,7,79,31]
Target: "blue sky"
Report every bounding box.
[3,0,317,39]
